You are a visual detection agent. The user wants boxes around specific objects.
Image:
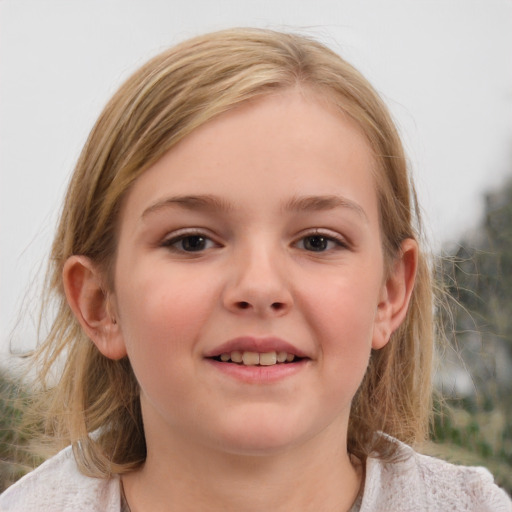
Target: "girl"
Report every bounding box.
[1,28,510,511]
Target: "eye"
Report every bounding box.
[162,232,217,253]
[297,233,346,252]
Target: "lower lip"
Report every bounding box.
[205,359,308,384]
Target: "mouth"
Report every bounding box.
[204,336,310,370]
[211,350,304,366]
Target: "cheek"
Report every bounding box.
[113,267,219,416]
[301,273,380,375]
[114,264,217,368]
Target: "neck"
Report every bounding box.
[122,425,362,512]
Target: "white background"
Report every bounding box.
[1,0,512,355]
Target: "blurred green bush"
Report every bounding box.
[429,397,512,494]
[0,371,42,493]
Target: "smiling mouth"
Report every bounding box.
[211,351,303,366]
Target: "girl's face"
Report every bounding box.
[110,89,399,456]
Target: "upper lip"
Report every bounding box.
[204,336,309,359]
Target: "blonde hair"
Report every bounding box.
[29,27,433,477]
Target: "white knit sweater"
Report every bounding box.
[1,438,511,511]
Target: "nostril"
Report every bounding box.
[232,301,288,312]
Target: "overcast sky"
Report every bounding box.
[1,0,512,354]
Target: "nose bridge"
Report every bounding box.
[223,233,292,315]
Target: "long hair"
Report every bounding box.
[28,27,433,476]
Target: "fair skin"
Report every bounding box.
[64,88,417,512]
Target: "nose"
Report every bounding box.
[222,242,293,317]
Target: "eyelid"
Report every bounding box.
[294,228,351,250]
[158,227,350,251]
[160,228,221,250]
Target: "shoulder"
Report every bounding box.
[0,446,121,512]
[361,437,512,511]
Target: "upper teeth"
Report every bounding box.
[219,351,296,366]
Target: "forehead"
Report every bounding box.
[121,88,378,222]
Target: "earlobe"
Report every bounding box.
[372,238,418,350]
[62,255,127,360]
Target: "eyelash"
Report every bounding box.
[160,229,220,253]
[160,229,349,254]
[294,231,350,253]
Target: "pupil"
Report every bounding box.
[182,236,206,251]
[305,236,327,251]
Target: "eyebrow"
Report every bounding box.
[284,195,368,221]
[141,194,234,219]
[141,193,367,221]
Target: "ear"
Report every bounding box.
[372,238,418,350]
[62,255,127,360]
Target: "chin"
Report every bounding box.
[211,420,311,457]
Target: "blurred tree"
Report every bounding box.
[442,179,512,399]
[433,176,512,494]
